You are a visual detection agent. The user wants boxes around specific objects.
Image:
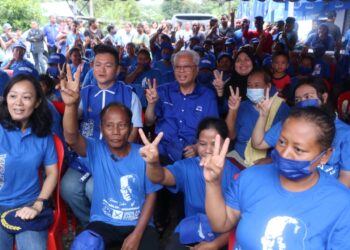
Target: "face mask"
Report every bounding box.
[295,99,320,108]
[197,72,214,85]
[161,52,172,61]
[246,88,265,104]
[299,66,312,76]
[271,149,324,180]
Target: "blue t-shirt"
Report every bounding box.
[47,100,64,143]
[0,126,57,207]
[82,68,96,87]
[167,157,239,217]
[84,140,162,226]
[155,82,219,161]
[234,100,290,159]
[305,34,334,51]
[153,60,173,83]
[0,69,10,96]
[43,23,59,48]
[66,32,85,50]
[70,62,90,85]
[264,118,350,178]
[225,164,350,249]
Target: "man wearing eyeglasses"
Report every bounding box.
[145,50,219,164]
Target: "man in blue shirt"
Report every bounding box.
[2,41,35,71]
[60,73,160,249]
[60,44,143,227]
[43,15,59,56]
[145,50,219,163]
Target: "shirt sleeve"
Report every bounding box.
[130,92,143,128]
[328,205,350,249]
[339,133,350,171]
[225,177,241,212]
[43,135,58,167]
[264,121,283,147]
[166,161,185,194]
[84,137,97,173]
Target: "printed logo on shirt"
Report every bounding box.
[141,77,148,89]
[88,106,93,113]
[0,154,6,190]
[261,216,307,250]
[81,119,94,138]
[163,101,173,106]
[101,174,141,221]
[195,106,203,112]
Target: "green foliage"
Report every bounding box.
[0,0,42,31]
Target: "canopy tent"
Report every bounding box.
[237,0,350,22]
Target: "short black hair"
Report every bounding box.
[286,17,296,24]
[196,117,228,139]
[249,68,271,85]
[89,18,97,27]
[100,102,132,125]
[93,44,119,65]
[39,74,56,96]
[69,47,81,57]
[137,48,151,59]
[0,74,52,137]
[107,24,115,33]
[287,107,335,151]
[272,51,289,63]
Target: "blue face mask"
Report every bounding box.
[197,72,214,85]
[246,88,265,104]
[295,99,320,108]
[162,52,172,61]
[299,66,313,76]
[271,149,324,180]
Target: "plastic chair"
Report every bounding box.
[51,101,65,115]
[337,91,350,123]
[47,134,65,250]
[228,228,236,250]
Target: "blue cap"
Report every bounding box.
[189,36,201,42]
[12,41,26,51]
[48,53,66,64]
[193,45,205,53]
[13,65,39,80]
[225,38,236,45]
[160,42,174,51]
[0,207,53,234]
[71,229,104,250]
[251,38,260,44]
[47,66,60,79]
[217,52,232,62]
[175,214,218,244]
[199,58,214,70]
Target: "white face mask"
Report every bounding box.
[246,88,265,104]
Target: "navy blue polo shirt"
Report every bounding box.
[155,81,219,161]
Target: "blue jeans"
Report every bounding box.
[60,168,93,227]
[0,207,47,250]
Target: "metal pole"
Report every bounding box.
[89,0,94,17]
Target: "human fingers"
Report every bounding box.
[66,63,73,83]
[152,132,164,146]
[138,128,150,145]
[219,138,230,159]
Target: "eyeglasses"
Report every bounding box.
[174,65,196,72]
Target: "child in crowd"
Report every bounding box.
[271,51,291,96]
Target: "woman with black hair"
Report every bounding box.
[205,107,350,249]
[0,74,58,249]
[251,77,350,187]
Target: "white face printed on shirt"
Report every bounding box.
[120,174,136,202]
[261,216,307,250]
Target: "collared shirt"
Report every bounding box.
[0,125,57,207]
[79,81,142,140]
[43,23,59,47]
[155,81,219,161]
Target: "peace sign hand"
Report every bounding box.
[256,88,277,118]
[139,129,164,164]
[201,135,230,183]
[59,64,81,106]
[145,79,159,104]
[228,86,241,111]
[213,70,224,97]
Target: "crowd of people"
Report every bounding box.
[0,9,350,250]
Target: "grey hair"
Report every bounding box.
[172,50,200,67]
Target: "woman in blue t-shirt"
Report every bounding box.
[0,74,58,250]
[139,117,240,250]
[204,107,350,249]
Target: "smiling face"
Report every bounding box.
[101,106,131,152]
[197,128,223,159]
[6,80,40,129]
[272,55,289,74]
[235,52,253,76]
[174,54,198,88]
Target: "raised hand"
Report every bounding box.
[201,134,230,183]
[59,64,81,106]
[139,129,163,164]
[145,79,159,104]
[228,86,241,111]
[213,70,224,97]
[255,88,277,117]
